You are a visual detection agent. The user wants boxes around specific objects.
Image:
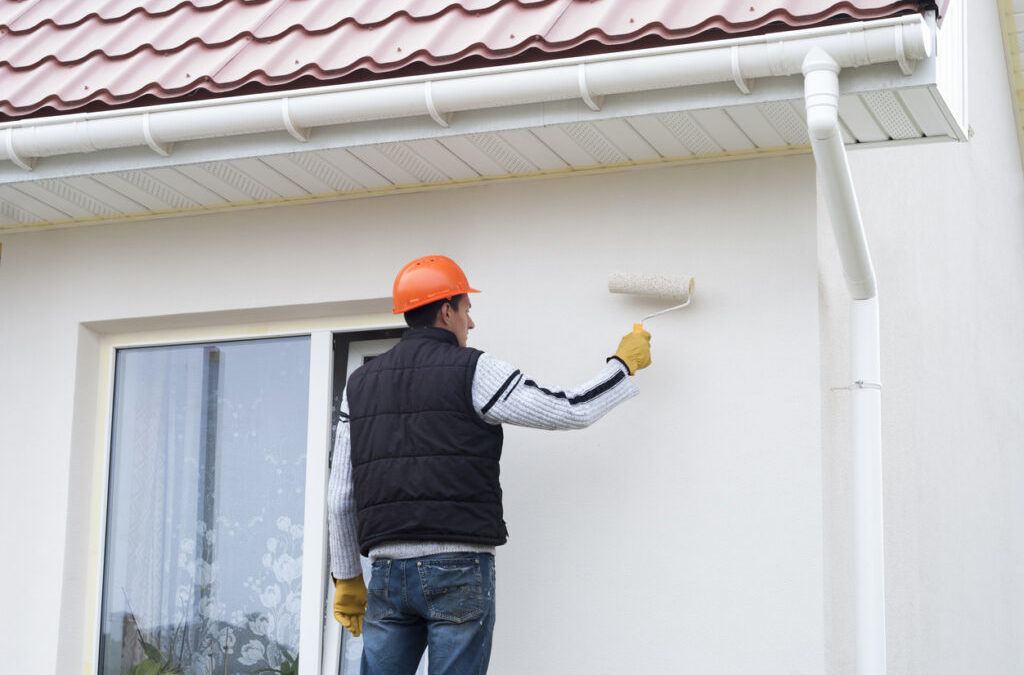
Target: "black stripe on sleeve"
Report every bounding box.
[503,374,523,401]
[523,369,626,405]
[481,369,521,415]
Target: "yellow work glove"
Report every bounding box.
[613,329,652,375]
[333,575,367,637]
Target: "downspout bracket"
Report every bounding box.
[831,380,883,391]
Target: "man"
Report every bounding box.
[327,255,651,675]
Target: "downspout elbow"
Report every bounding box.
[803,47,877,300]
[802,48,841,141]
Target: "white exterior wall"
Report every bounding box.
[820,3,1024,674]
[0,155,825,674]
[1,6,1021,674]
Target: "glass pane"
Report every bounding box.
[98,336,310,675]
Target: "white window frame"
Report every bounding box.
[87,320,403,675]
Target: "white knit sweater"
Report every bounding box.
[327,352,639,579]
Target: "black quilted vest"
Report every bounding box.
[347,327,507,556]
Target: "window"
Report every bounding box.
[95,327,412,675]
[97,337,311,675]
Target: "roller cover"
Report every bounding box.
[608,272,694,301]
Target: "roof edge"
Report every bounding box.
[0,15,933,172]
[0,3,941,123]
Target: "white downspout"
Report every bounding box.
[803,48,887,675]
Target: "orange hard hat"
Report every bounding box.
[392,255,480,314]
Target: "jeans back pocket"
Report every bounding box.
[367,559,395,620]
[418,557,485,624]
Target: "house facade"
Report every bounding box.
[0,2,1021,674]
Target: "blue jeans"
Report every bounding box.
[361,553,496,675]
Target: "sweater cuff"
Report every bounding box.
[607,355,632,375]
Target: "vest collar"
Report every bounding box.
[402,326,459,346]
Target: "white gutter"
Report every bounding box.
[1,15,930,170]
[804,44,901,674]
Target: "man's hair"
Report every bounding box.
[404,294,465,328]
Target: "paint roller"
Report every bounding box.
[608,272,695,332]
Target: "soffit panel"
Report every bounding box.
[0,77,964,231]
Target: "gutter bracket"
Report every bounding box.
[578,63,603,111]
[424,81,452,128]
[731,46,753,94]
[5,128,35,171]
[142,113,173,157]
[282,98,311,142]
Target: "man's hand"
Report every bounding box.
[333,575,367,637]
[614,329,652,375]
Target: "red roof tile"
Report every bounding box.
[0,0,944,121]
